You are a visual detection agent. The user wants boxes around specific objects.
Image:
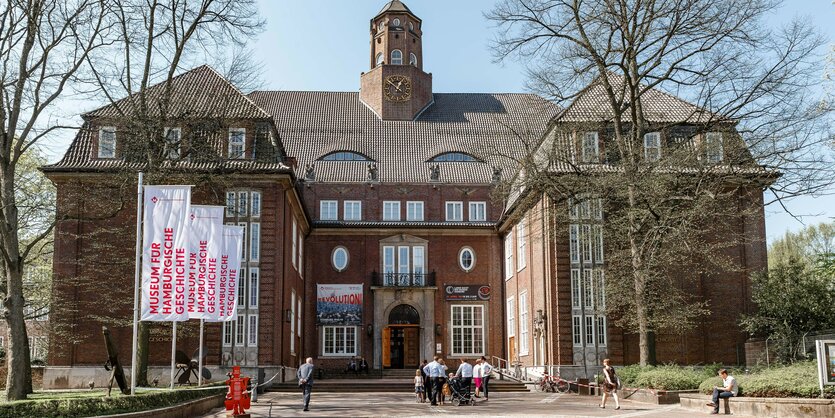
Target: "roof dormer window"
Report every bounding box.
[228,128,246,159]
[98,127,116,159]
[429,152,481,162]
[320,151,373,162]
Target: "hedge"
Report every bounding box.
[0,386,225,418]
[616,363,721,391]
[698,361,835,398]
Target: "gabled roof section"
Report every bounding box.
[556,73,721,124]
[375,0,414,18]
[83,65,272,120]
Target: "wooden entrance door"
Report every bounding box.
[509,336,516,362]
[404,327,419,369]
[382,327,391,368]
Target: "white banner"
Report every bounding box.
[141,185,191,321]
[219,225,244,321]
[187,206,224,321]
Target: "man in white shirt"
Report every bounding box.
[706,369,738,414]
[422,356,444,405]
[455,359,474,395]
[479,356,493,400]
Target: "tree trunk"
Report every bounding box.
[627,182,652,366]
[3,268,32,400]
[136,321,150,386]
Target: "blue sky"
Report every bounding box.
[47,0,835,243]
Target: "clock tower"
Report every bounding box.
[360,0,433,121]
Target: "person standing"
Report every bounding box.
[455,358,474,395]
[420,359,431,401]
[706,369,738,415]
[473,359,483,398]
[297,357,315,412]
[422,356,443,405]
[600,358,620,410]
[479,356,493,400]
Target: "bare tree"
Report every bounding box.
[488,0,834,365]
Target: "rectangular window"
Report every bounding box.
[323,326,357,356]
[504,235,514,280]
[583,269,594,309]
[506,297,515,338]
[249,268,259,308]
[594,225,604,264]
[0,336,4,348]
[597,316,607,346]
[383,246,395,275]
[299,234,304,277]
[251,192,261,218]
[237,192,249,217]
[572,315,581,346]
[237,267,246,307]
[398,246,410,276]
[445,201,463,221]
[585,315,595,345]
[228,128,246,159]
[519,291,529,354]
[412,246,425,276]
[98,127,116,158]
[469,202,486,221]
[290,290,296,353]
[644,132,661,162]
[406,201,424,221]
[238,222,247,260]
[344,201,362,221]
[225,192,236,217]
[236,314,245,345]
[320,200,338,220]
[164,127,181,159]
[568,198,578,219]
[250,223,260,262]
[581,131,599,163]
[223,321,233,346]
[291,220,297,269]
[451,305,485,356]
[517,219,527,271]
[383,201,401,221]
[582,225,592,264]
[569,225,579,263]
[297,296,302,338]
[596,269,606,310]
[594,198,603,220]
[571,269,581,308]
[706,132,724,163]
[248,314,258,347]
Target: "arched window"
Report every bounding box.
[375,52,384,67]
[388,304,420,325]
[429,152,481,162]
[391,49,403,65]
[409,53,418,67]
[320,151,373,162]
[408,21,414,31]
[392,18,401,27]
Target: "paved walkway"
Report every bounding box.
[201,390,755,417]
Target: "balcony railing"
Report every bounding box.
[371,271,436,287]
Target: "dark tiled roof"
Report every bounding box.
[557,74,719,124]
[248,91,559,184]
[83,65,272,120]
[376,0,413,18]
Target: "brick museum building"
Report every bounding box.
[42,1,768,386]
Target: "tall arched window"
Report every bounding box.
[375,52,384,67]
[391,49,403,65]
[409,53,418,67]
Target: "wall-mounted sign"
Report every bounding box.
[317,284,363,325]
[445,285,491,301]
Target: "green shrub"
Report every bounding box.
[698,361,835,398]
[631,365,705,391]
[0,386,224,418]
[616,364,650,387]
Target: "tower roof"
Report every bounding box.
[374,0,418,21]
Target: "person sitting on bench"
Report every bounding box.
[706,369,738,415]
[345,357,358,375]
[358,357,369,374]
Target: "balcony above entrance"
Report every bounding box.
[371,271,436,287]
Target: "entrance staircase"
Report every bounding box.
[267,369,529,393]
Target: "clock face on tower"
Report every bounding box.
[384,75,412,102]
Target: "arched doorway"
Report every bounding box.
[384,304,420,369]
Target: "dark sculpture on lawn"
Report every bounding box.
[102,326,129,396]
[174,347,211,385]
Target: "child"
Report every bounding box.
[414,369,425,403]
[440,372,453,405]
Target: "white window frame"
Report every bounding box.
[583,269,594,309]
[344,200,362,221]
[571,269,581,308]
[446,201,463,222]
[569,224,580,263]
[297,296,302,338]
[594,225,604,264]
[596,269,606,311]
[299,234,304,277]
[383,201,401,221]
[320,200,338,221]
[506,297,516,338]
[236,314,245,346]
[412,246,425,275]
[291,220,297,269]
[572,315,582,346]
[519,291,529,355]
[451,305,485,356]
[250,191,261,218]
[237,191,249,217]
[391,49,403,65]
[469,202,486,222]
[98,126,117,158]
[249,267,259,308]
[409,52,418,66]
[517,219,527,271]
[706,132,724,163]
[322,326,357,356]
[225,191,236,217]
[597,316,607,346]
[248,314,258,347]
[644,132,661,162]
[332,246,349,272]
[581,131,599,163]
[223,320,233,346]
[250,222,260,262]
[406,201,424,221]
[458,247,475,272]
[238,221,248,260]
[375,52,384,67]
[228,128,246,159]
[164,127,181,159]
[585,315,595,345]
[237,267,246,307]
[290,289,296,354]
[504,235,513,280]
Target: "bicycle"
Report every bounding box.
[535,372,570,393]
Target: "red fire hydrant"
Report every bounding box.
[224,366,251,417]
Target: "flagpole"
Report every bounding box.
[130,172,144,396]
[170,321,177,389]
[198,319,204,386]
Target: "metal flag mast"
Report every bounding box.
[130,172,144,396]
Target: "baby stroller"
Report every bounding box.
[448,376,475,406]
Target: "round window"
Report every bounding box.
[459,247,475,272]
[332,247,349,272]
[393,18,401,27]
